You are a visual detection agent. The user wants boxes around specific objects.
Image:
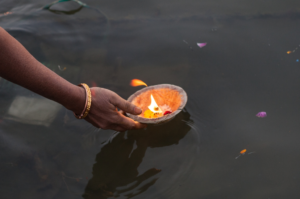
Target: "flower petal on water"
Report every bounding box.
[240,149,247,154]
[256,111,267,118]
[197,43,207,48]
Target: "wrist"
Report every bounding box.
[64,84,86,115]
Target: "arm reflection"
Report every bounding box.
[83,109,192,199]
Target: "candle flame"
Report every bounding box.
[148,95,162,113]
[130,79,147,87]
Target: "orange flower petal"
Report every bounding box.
[130,79,147,87]
[240,149,247,154]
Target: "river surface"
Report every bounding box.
[1,0,300,198]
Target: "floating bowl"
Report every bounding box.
[127,84,188,124]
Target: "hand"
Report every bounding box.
[0,27,145,132]
[85,87,147,131]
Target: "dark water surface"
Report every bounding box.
[1,0,300,198]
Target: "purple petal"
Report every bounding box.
[256,111,267,118]
[197,43,207,48]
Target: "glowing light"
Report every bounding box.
[144,95,163,118]
[130,79,147,87]
[287,51,292,54]
[144,109,155,118]
[148,95,162,113]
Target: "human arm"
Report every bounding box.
[0,27,146,131]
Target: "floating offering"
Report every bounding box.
[127,84,187,124]
[197,43,207,48]
[256,111,267,118]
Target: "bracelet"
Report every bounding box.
[74,83,92,119]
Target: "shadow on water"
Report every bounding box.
[83,109,199,199]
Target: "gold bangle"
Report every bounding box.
[74,83,92,119]
[81,83,92,119]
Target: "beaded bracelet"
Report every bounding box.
[74,83,92,119]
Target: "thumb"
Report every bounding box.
[112,95,142,115]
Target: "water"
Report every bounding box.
[1,0,300,198]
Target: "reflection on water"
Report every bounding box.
[83,110,198,198]
[6,96,62,127]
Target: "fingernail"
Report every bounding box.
[134,107,142,114]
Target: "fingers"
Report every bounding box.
[119,110,125,115]
[85,112,146,131]
[111,94,142,115]
[133,121,147,129]
[117,113,147,130]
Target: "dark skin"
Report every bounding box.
[0,27,146,131]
